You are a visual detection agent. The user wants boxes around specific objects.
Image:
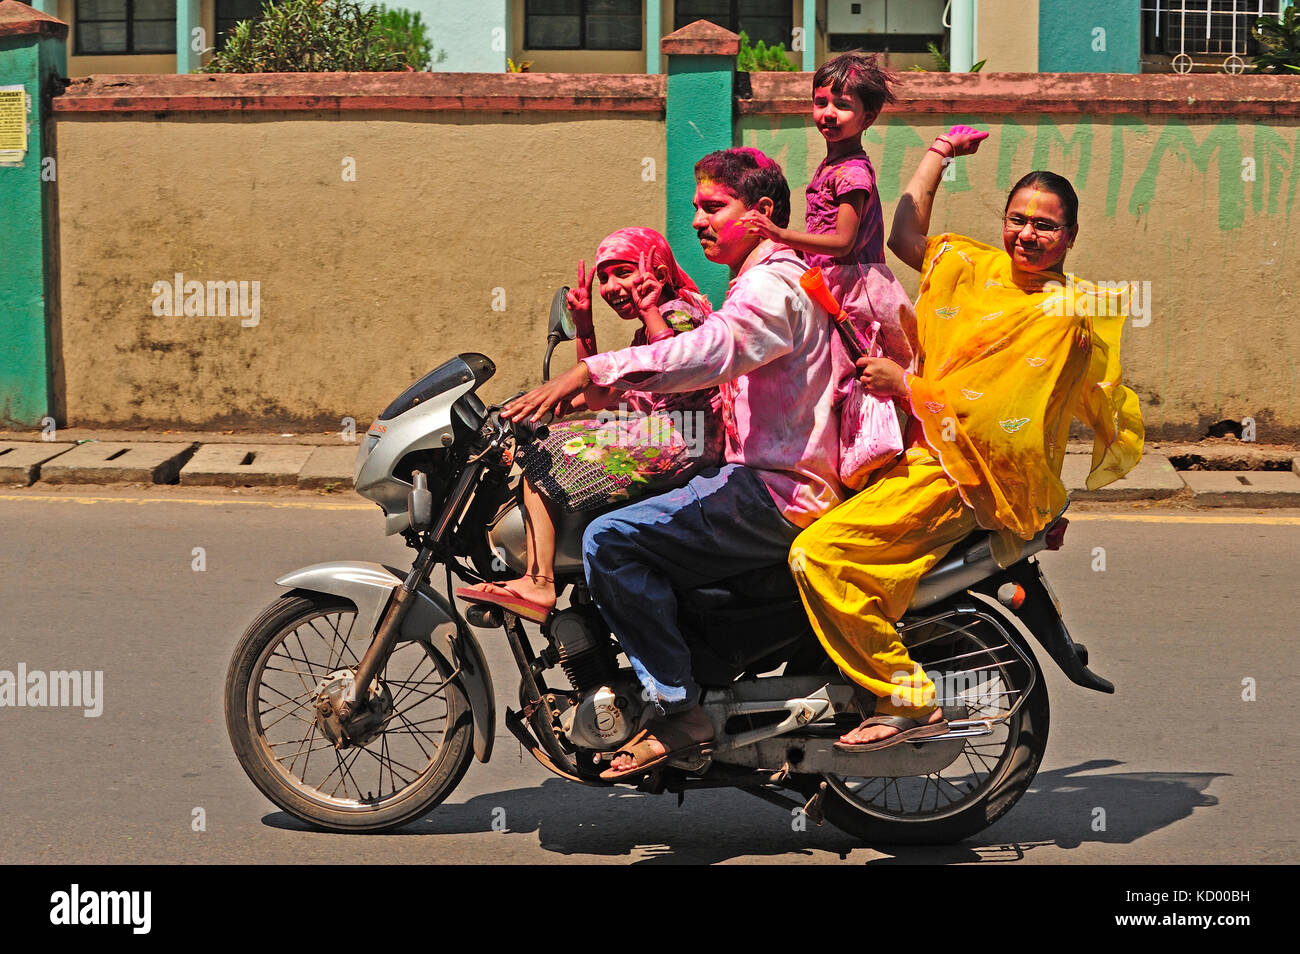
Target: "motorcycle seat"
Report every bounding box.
[678,510,1067,615]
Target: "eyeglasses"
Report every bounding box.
[1004,214,1072,234]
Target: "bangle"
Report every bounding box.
[927,146,954,168]
[648,329,674,343]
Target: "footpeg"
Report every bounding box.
[802,781,827,827]
[465,604,504,628]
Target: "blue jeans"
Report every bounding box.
[581,464,802,714]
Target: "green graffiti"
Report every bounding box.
[870,118,926,203]
[1030,118,1094,190]
[1130,119,1244,231]
[1105,118,1148,219]
[1287,128,1300,219]
[742,114,811,190]
[1251,125,1294,217]
[995,119,1030,192]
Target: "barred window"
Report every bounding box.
[75,0,175,55]
[526,0,643,50]
[675,0,790,49]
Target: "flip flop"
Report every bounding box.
[455,582,552,623]
[599,719,714,781]
[833,713,950,752]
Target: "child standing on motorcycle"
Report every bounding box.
[457,228,722,622]
[738,52,907,358]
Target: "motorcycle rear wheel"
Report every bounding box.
[225,592,474,833]
[812,612,1049,845]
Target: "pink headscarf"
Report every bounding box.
[593,227,711,313]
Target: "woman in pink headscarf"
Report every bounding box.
[457,227,724,621]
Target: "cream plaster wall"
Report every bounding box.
[742,111,1300,438]
[54,110,666,427]
[976,0,1040,73]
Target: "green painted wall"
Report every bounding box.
[0,31,65,427]
[740,110,1300,438]
[665,54,734,308]
[1039,0,1141,73]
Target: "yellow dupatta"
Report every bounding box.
[903,233,1144,563]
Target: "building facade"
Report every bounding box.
[22,0,1299,77]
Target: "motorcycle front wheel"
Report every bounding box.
[225,592,474,833]
[810,609,1049,845]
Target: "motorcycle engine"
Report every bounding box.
[559,677,644,751]
[548,607,617,691]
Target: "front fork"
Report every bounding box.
[336,457,489,720]
[333,545,442,720]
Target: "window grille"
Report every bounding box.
[1141,0,1288,72]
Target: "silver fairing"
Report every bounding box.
[353,380,475,535]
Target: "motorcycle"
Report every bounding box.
[224,289,1114,844]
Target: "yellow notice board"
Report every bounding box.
[0,85,29,164]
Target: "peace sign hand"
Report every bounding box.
[565,258,596,332]
[632,250,665,315]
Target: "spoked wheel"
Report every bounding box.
[225,592,473,833]
[815,608,1049,844]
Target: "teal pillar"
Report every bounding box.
[662,21,738,308]
[801,0,815,71]
[0,0,66,428]
[29,0,58,15]
[176,0,202,73]
[645,0,661,73]
[1038,0,1141,73]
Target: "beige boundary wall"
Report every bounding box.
[741,73,1300,441]
[53,74,666,429]
[52,71,1300,439]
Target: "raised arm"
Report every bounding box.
[888,125,988,272]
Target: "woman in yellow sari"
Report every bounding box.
[789,126,1144,749]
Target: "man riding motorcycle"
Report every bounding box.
[502,147,849,779]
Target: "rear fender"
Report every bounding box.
[976,558,1115,694]
[275,561,496,761]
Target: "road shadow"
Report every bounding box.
[861,760,1227,863]
[260,758,1225,864]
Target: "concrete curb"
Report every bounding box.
[0,441,77,485]
[1181,471,1300,508]
[1062,453,1185,501]
[3,435,1300,508]
[180,444,316,487]
[39,442,196,484]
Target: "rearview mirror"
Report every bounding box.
[548,286,576,341]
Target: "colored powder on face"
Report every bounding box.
[717,220,747,243]
[1024,190,1041,217]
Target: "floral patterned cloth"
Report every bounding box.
[520,297,724,513]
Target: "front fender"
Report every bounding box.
[275,561,496,762]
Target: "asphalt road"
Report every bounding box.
[1,487,1296,865]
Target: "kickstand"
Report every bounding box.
[802,781,828,828]
[677,789,685,808]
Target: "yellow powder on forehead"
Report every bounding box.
[1024,190,1042,216]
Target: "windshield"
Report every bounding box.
[379,353,495,421]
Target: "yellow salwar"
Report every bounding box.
[791,232,1144,715]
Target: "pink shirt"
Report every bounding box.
[582,246,849,528]
[803,151,885,270]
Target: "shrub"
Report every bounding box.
[737,30,797,72]
[202,0,412,73]
[1252,6,1300,73]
